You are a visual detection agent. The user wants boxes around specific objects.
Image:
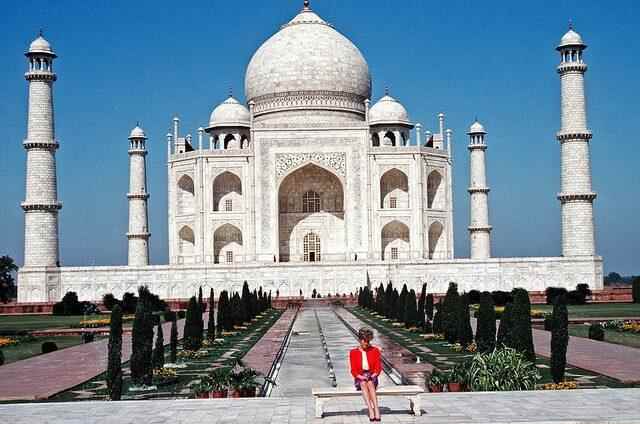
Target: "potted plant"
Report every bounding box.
[209,367,231,398]
[427,369,446,392]
[230,367,261,397]
[192,379,212,399]
[447,363,467,392]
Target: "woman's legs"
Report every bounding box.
[360,384,375,418]
[364,381,380,419]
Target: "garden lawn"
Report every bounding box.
[0,315,90,333]
[50,308,283,402]
[1,336,91,365]
[532,303,640,319]
[568,324,640,349]
[349,306,632,389]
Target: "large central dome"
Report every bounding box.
[245,3,371,121]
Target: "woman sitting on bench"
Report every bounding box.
[349,327,382,421]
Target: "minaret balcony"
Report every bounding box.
[23,139,59,150]
[25,71,56,81]
[127,193,150,200]
[557,63,587,74]
[467,187,490,194]
[556,131,592,142]
[556,192,597,203]
[21,201,62,211]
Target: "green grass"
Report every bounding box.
[532,303,640,318]
[0,315,91,332]
[1,335,92,364]
[349,306,634,389]
[569,324,640,349]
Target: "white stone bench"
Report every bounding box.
[311,385,424,418]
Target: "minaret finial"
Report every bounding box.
[136,120,140,127]
[39,28,44,37]
[384,86,389,96]
[303,0,310,10]
[568,19,573,30]
[228,87,233,98]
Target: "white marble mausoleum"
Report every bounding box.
[17,2,602,302]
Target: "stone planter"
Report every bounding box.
[428,384,443,393]
[447,382,463,392]
[240,388,256,397]
[230,389,242,398]
[210,390,228,398]
[195,392,210,399]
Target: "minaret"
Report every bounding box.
[556,26,596,256]
[22,33,61,268]
[467,120,492,259]
[127,125,151,266]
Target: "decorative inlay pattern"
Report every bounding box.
[275,152,346,178]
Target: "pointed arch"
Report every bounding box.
[178,225,195,255]
[177,175,195,215]
[428,221,444,259]
[427,170,444,209]
[381,220,410,260]
[224,134,239,149]
[380,168,409,209]
[213,171,242,211]
[214,223,243,264]
[382,131,396,147]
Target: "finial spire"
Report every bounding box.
[39,28,44,37]
[303,0,310,10]
[568,19,573,30]
[136,120,140,127]
[384,86,389,96]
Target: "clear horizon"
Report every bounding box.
[1,0,638,275]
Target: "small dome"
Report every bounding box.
[208,96,251,129]
[468,120,486,134]
[27,35,56,56]
[129,125,146,139]
[368,94,411,126]
[557,28,586,49]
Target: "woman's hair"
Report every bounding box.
[357,327,374,342]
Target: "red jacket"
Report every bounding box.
[349,346,382,378]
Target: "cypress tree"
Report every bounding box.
[475,291,496,353]
[425,293,434,321]
[217,291,232,332]
[417,283,427,329]
[432,301,443,334]
[183,296,202,351]
[496,302,513,347]
[392,288,400,321]
[241,281,251,323]
[550,294,569,383]
[384,282,393,319]
[170,314,178,363]
[268,291,272,309]
[207,288,216,342]
[107,304,123,400]
[404,289,418,328]
[198,286,204,310]
[376,283,385,314]
[399,284,409,321]
[456,293,474,346]
[443,282,460,344]
[130,287,154,386]
[152,320,164,370]
[509,288,536,362]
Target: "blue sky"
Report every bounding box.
[1,0,638,275]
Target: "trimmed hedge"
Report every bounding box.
[588,323,604,341]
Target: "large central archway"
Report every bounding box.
[278,163,345,262]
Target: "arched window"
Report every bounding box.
[213,224,243,264]
[303,233,321,262]
[303,190,320,213]
[224,134,238,150]
[381,220,410,261]
[212,172,242,211]
[177,175,195,215]
[427,170,443,209]
[380,168,409,209]
[382,131,396,147]
[178,225,195,255]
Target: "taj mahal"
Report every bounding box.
[17,1,602,303]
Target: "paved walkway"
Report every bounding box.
[0,315,195,401]
[0,389,639,423]
[532,326,640,384]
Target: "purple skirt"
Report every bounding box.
[354,370,379,391]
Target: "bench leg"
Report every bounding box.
[409,395,421,416]
[315,398,324,419]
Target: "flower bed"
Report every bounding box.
[598,320,640,334]
[72,315,135,328]
[0,336,18,348]
[540,381,578,390]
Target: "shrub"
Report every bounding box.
[588,323,604,341]
[432,302,443,334]
[468,290,481,305]
[102,293,119,311]
[443,282,460,343]
[546,287,568,305]
[465,347,541,391]
[456,294,474,346]
[0,350,4,366]
[183,296,203,351]
[509,288,536,362]
[152,321,164,370]
[52,291,83,315]
[81,332,95,343]
[130,286,154,386]
[207,288,216,342]
[404,289,418,328]
[107,304,123,400]
[41,341,58,354]
[475,292,496,353]
[633,277,640,304]
[121,292,138,314]
[544,315,553,331]
[491,291,513,307]
[425,293,434,322]
[417,283,426,329]
[550,296,569,383]
[177,310,186,319]
[170,316,178,364]
[496,302,512,347]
